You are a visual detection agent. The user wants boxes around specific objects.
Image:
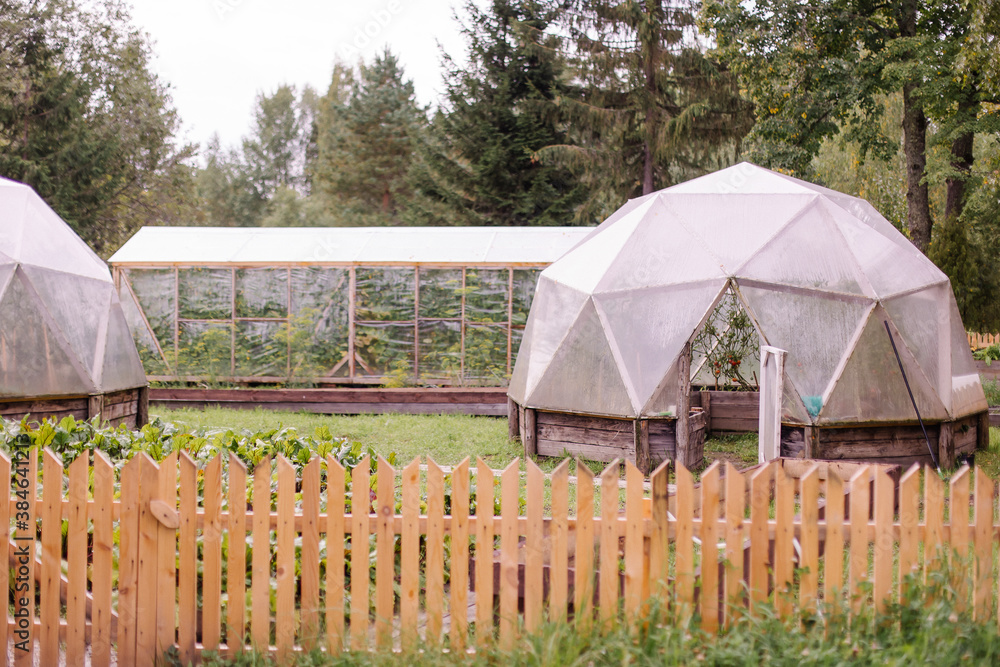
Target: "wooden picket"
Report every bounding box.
[5,450,1000,664]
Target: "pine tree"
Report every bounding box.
[539,0,753,220]
[312,51,426,226]
[406,0,585,227]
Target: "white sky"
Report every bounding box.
[126,0,469,153]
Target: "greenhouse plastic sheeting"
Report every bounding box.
[124,268,176,352]
[0,177,146,397]
[177,321,232,377]
[418,269,463,319]
[510,162,987,423]
[418,320,461,380]
[464,269,508,323]
[236,268,287,318]
[356,268,415,322]
[355,323,414,377]
[511,269,540,326]
[463,324,509,385]
[0,274,94,396]
[179,268,232,320]
[236,321,286,377]
[120,284,170,375]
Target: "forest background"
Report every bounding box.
[3,0,1000,329]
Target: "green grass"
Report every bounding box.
[155,407,768,476]
[983,378,1000,407]
[194,569,1000,667]
[154,407,520,468]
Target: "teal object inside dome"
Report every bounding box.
[803,395,822,418]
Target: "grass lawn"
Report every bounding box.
[153,407,1000,478]
[154,406,759,475]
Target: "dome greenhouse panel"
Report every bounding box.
[828,199,947,298]
[735,201,874,297]
[594,279,727,412]
[542,199,650,293]
[883,284,952,411]
[738,283,873,414]
[947,296,989,418]
[660,193,816,274]
[508,276,590,403]
[0,272,95,397]
[526,298,634,417]
[22,265,113,377]
[821,307,948,424]
[18,194,109,282]
[594,200,727,292]
[99,304,148,392]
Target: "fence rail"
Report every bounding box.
[4,449,1000,665]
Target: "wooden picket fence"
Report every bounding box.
[4,449,1000,665]
[968,331,1000,350]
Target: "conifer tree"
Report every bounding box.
[539,0,753,220]
[406,0,585,227]
[312,51,426,226]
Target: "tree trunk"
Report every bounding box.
[901,82,932,252]
[945,95,977,223]
[642,13,658,196]
[896,0,932,253]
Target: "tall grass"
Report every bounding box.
[194,567,1000,667]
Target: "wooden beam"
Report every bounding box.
[938,421,955,469]
[634,419,650,475]
[508,397,520,441]
[523,408,537,458]
[676,342,691,467]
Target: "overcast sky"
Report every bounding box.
[127,0,469,153]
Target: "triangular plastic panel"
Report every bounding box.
[526,298,635,417]
[782,380,810,424]
[507,276,589,404]
[124,268,177,355]
[0,262,15,297]
[946,294,988,418]
[821,308,948,424]
[736,200,873,297]
[0,186,30,260]
[827,199,946,298]
[739,284,872,405]
[641,359,680,417]
[883,284,952,410]
[595,279,727,410]
[663,193,817,274]
[595,200,727,292]
[98,304,148,392]
[668,163,819,196]
[16,195,110,282]
[544,198,652,293]
[21,265,112,378]
[565,192,658,254]
[119,282,166,364]
[0,273,95,397]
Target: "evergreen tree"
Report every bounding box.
[0,0,196,255]
[406,0,585,227]
[538,0,753,220]
[312,51,426,226]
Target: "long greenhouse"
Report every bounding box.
[109,226,591,386]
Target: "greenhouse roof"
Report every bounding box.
[109,226,595,266]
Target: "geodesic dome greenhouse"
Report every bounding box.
[508,163,989,468]
[0,177,148,426]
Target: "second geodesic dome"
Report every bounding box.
[0,177,148,425]
[509,163,987,436]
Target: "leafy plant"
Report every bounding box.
[973,343,1000,365]
[692,287,760,390]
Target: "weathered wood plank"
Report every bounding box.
[449,458,470,652]
[499,460,520,649]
